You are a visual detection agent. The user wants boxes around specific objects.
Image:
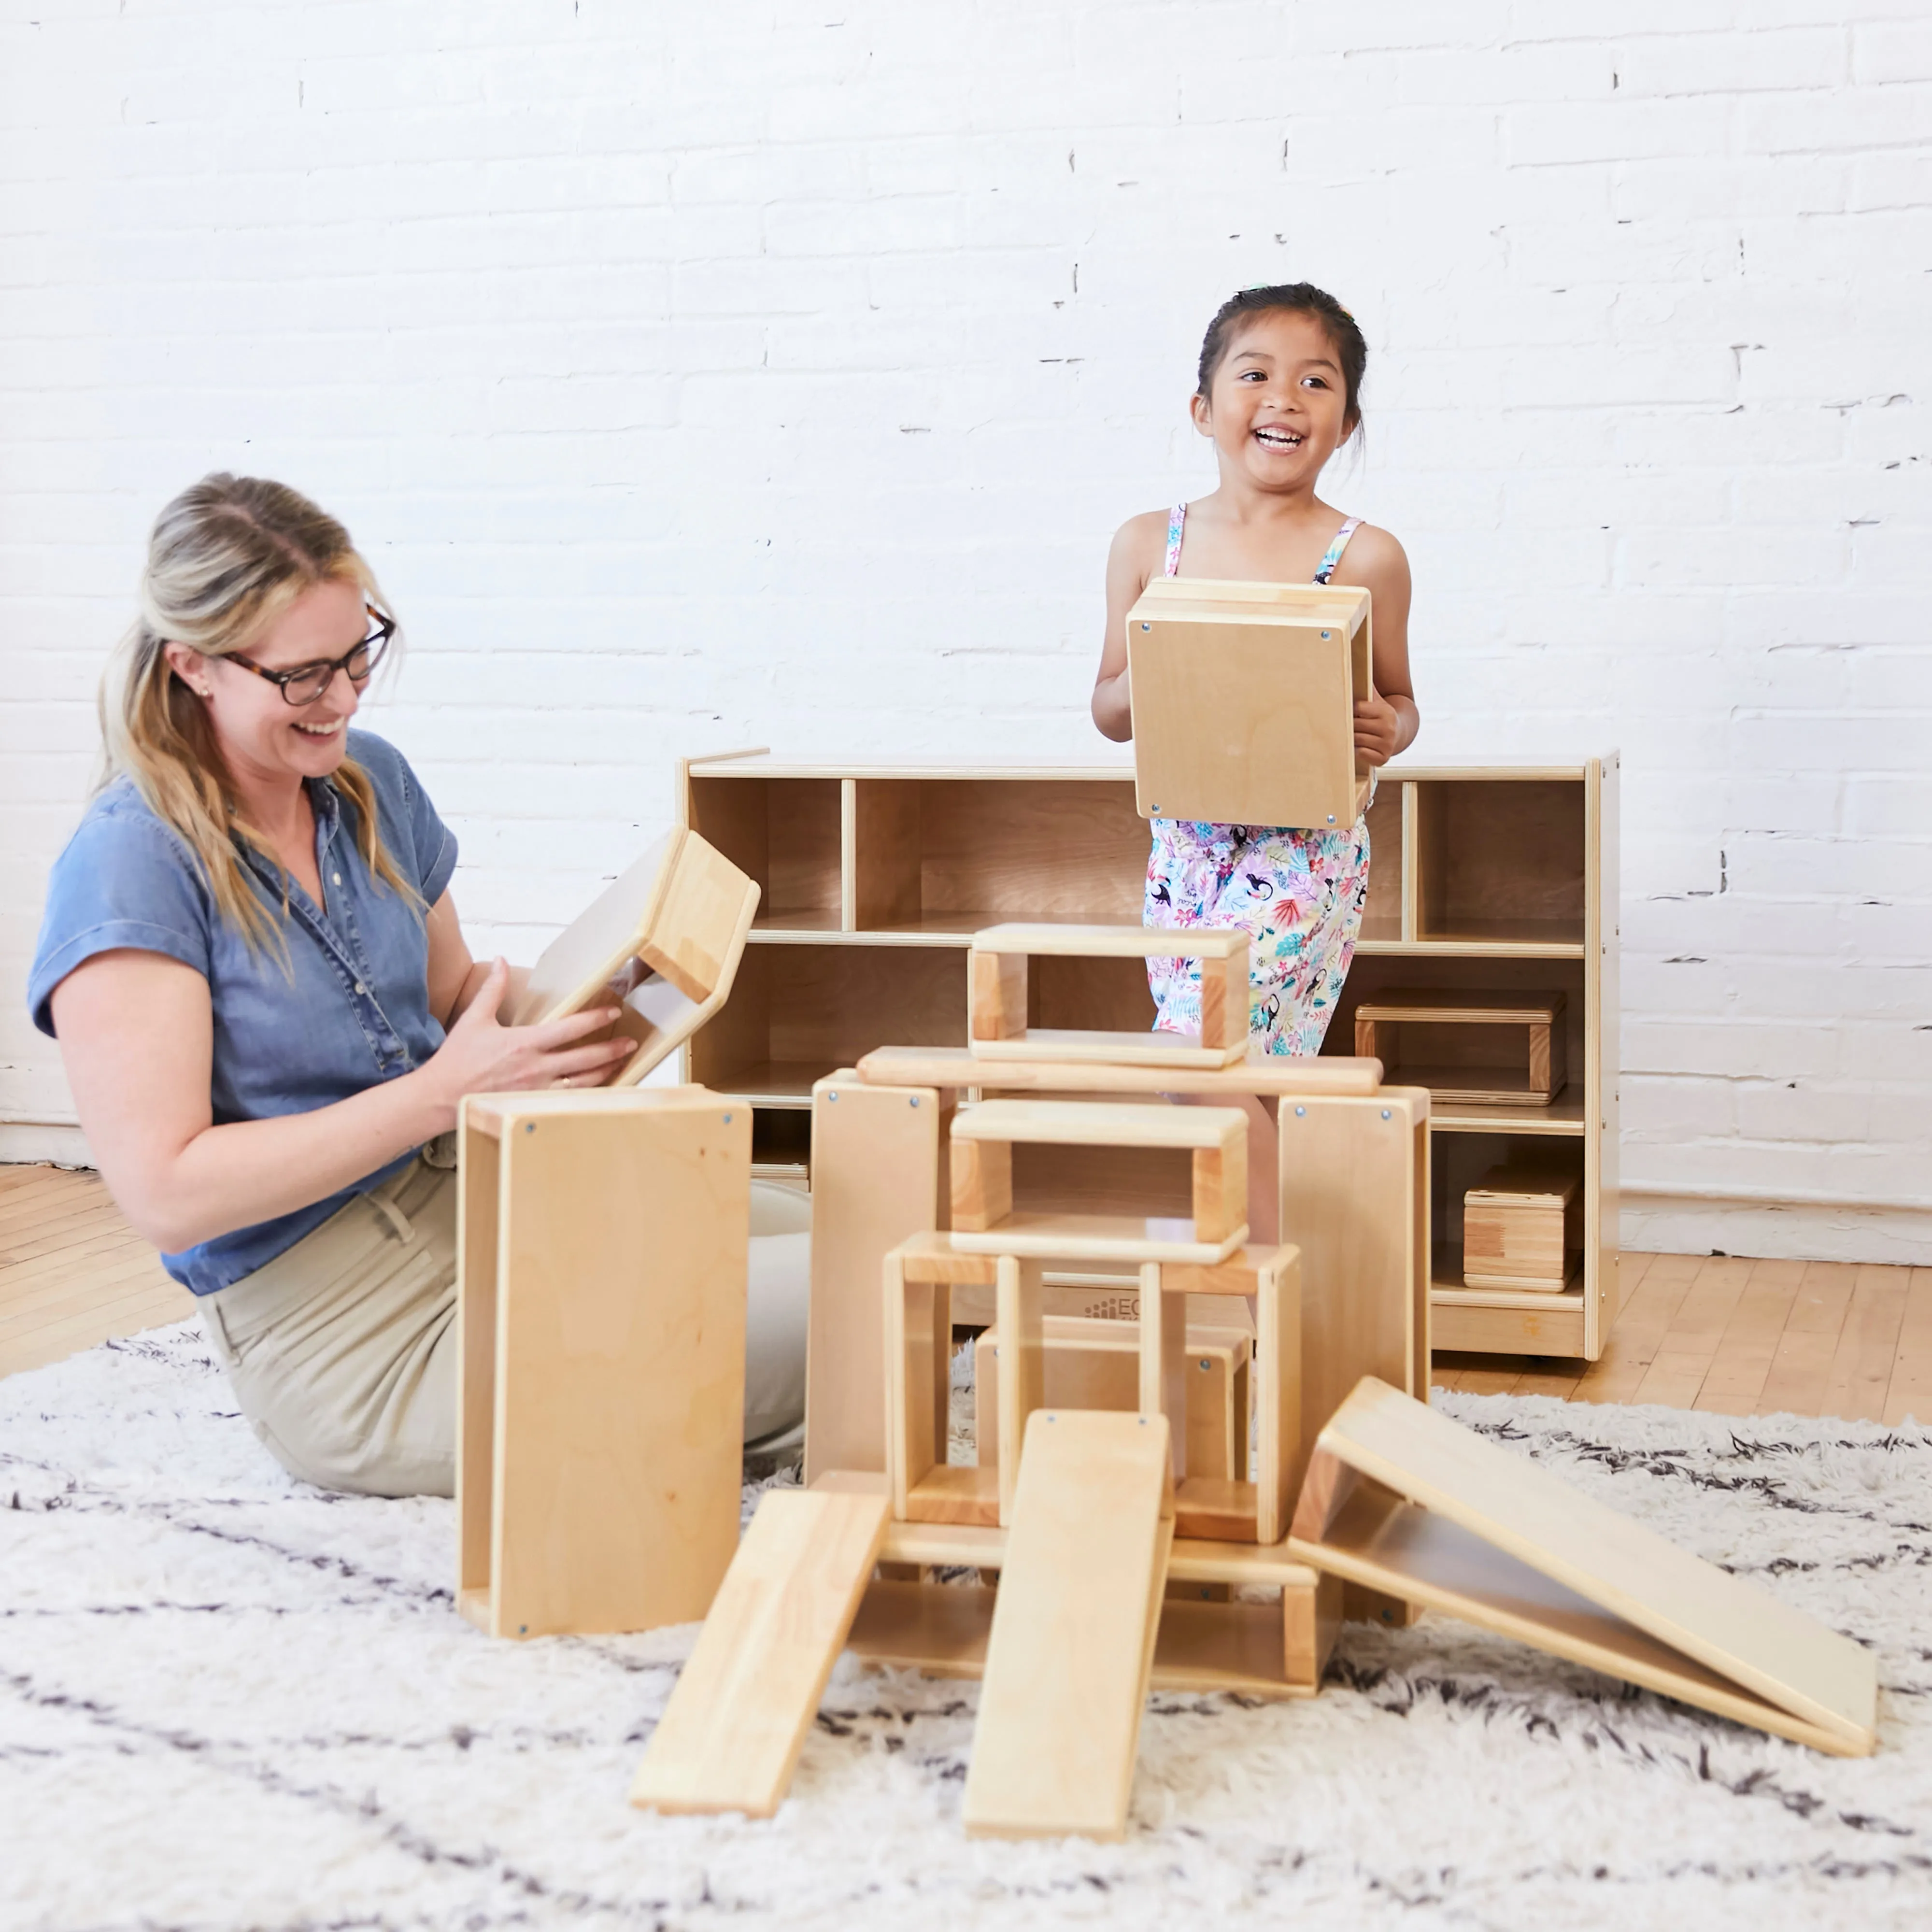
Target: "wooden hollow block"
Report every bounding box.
[974,1315,1253,1483]
[950,1099,1250,1264]
[1463,1163,1582,1292]
[994,1255,1046,1527]
[906,1463,1002,1526]
[883,1246,952,1521]
[1126,576,1372,832]
[1251,1245,1302,1545]
[628,1486,890,1818]
[969,948,1028,1042]
[1137,1261,1187,1481]
[1173,1476,1258,1541]
[1288,1378,1880,1757]
[856,1044,1385,1099]
[455,1088,749,1640]
[966,925,1249,1071]
[805,1076,947,1486]
[962,1410,1176,1840]
[510,826,760,1087]
[892,1229,1000,1289]
[950,1136,1012,1235]
[1352,990,1567,1108]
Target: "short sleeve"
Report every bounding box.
[28,805,213,1037]
[345,730,457,906]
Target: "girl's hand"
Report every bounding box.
[1353,693,1403,767]
[418,958,636,1127]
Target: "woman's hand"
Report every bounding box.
[418,958,636,1128]
[1353,693,1405,767]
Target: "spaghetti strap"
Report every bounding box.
[1313,516,1363,584]
[1164,502,1186,578]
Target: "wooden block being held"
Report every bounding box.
[1126,576,1372,832]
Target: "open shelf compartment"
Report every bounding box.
[852,777,1148,938]
[687,772,843,934]
[1414,778,1586,950]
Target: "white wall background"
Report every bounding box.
[3,0,1928,1260]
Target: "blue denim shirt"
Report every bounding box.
[28,729,458,1295]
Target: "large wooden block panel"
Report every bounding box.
[1126,576,1371,832]
[456,1087,750,1639]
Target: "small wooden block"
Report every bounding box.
[1463,1163,1582,1292]
[1197,948,1250,1054]
[963,1410,1176,1840]
[1288,1378,1881,1757]
[890,1230,1000,1288]
[628,1486,889,1817]
[883,1248,951,1520]
[1253,1246,1302,1545]
[906,1463,1001,1526]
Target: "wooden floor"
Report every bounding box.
[1435,1250,1932,1426]
[2,1165,1928,1424]
[0,1163,195,1378]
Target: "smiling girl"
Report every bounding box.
[1092,284,1420,1233]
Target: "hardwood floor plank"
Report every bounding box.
[1568,1251,1705,1406]
[1819,1263,1912,1423]
[0,1253,181,1341]
[0,1289,197,1379]
[0,1226,172,1302]
[1883,1268,1932,1427]
[1694,1257,1807,1416]
[0,1203,132,1268]
[1755,1261,1859,1418]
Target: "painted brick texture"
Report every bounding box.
[2,3,1927,1257]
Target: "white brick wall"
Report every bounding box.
[3,1,1928,1261]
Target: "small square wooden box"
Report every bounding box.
[1463,1164,1581,1293]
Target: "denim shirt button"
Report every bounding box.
[354,982,366,995]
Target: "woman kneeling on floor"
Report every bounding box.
[29,474,808,1496]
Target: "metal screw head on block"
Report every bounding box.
[722,1114,732,1124]
[1321,629,1332,639]
[1295,1105,1306,1117]
[909,1095,920,1107]
[1140,621,1151,630]
[1382,1109,1392,1120]
[524,1122,535,1135]
[827,1091,838,1102]
[1327,814,1336,824]
[1198,1358,1211,1371]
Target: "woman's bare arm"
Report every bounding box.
[51,918,631,1255]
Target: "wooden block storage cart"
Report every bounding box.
[676,753,1619,1362]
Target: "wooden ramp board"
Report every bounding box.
[629,1486,891,1817]
[1288,1378,1879,1757]
[962,1410,1175,1841]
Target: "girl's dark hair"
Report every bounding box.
[1196,283,1367,432]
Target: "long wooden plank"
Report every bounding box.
[963,1410,1175,1840]
[971,923,1247,959]
[1694,1257,1806,1416]
[1293,1378,1877,1753]
[855,1044,1382,1097]
[1819,1264,1911,1422]
[949,1209,1246,1266]
[629,1487,891,1818]
[1883,1266,1932,1426]
[1756,1261,1858,1417]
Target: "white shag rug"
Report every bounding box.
[3,1322,1930,1932]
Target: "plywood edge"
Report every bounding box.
[854,1045,1385,1097]
[971,923,1247,961]
[953,1099,1250,1151]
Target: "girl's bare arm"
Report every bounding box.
[1346,525,1420,765]
[1091,512,1166,742]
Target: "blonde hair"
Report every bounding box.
[101,473,417,954]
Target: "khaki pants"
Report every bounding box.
[202,1158,809,1498]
